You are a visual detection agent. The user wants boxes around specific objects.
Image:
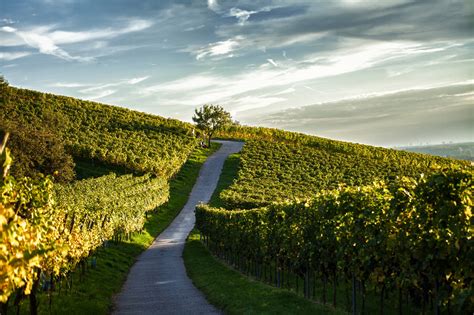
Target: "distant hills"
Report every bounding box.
[398,142,474,161]
[242,83,473,147]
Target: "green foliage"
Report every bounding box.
[184,230,344,315]
[218,139,468,209]
[1,86,197,178]
[196,169,473,313]
[209,153,241,208]
[0,123,75,183]
[193,104,231,147]
[6,143,219,314]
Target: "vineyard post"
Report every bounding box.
[29,269,41,315]
[352,274,357,315]
[287,261,291,288]
[304,268,309,298]
[361,280,366,314]
[0,300,7,315]
[380,284,385,315]
[434,280,440,315]
[398,287,402,315]
[323,274,327,304]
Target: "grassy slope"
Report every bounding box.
[184,230,344,315]
[13,143,220,315]
[208,153,241,208]
[186,152,345,314]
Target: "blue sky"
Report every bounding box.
[1,0,473,146]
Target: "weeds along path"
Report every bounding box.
[114,140,244,315]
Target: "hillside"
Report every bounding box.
[1,86,197,178]
[1,87,472,314]
[214,124,469,208]
[199,125,472,313]
[0,85,201,313]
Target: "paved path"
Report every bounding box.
[114,140,244,315]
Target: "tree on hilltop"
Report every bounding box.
[192,104,231,147]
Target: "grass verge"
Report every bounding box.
[10,143,221,315]
[209,153,241,208]
[183,230,345,315]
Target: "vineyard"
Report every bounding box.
[198,131,473,313]
[0,85,200,314]
[1,84,473,314]
[217,138,468,209]
[1,86,197,178]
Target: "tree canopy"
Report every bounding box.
[192,104,231,147]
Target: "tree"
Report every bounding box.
[192,104,231,147]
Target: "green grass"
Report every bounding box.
[9,143,221,315]
[209,153,241,208]
[184,230,345,315]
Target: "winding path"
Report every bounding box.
[114,140,244,315]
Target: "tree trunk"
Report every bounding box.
[207,133,212,148]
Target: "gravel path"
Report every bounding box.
[114,140,244,315]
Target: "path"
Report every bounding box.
[114,140,244,315]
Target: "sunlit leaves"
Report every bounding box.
[197,169,473,311]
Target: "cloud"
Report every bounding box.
[127,76,150,85]
[207,0,219,13]
[184,24,205,32]
[212,0,472,59]
[274,87,296,95]
[267,58,278,67]
[0,19,154,61]
[0,51,32,61]
[1,26,16,33]
[86,89,117,100]
[194,36,244,60]
[142,40,466,115]
[1,18,15,24]
[51,82,90,88]
[4,26,94,62]
[228,8,258,25]
[248,82,474,146]
[50,76,151,102]
[226,6,276,25]
[80,76,149,93]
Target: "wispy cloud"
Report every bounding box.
[227,8,257,25]
[0,51,32,61]
[207,0,219,13]
[249,82,474,146]
[142,40,464,114]
[51,82,90,88]
[51,76,151,101]
[226,6,275,25]
[127,76,150,85]
[1,18,15,24]
[80,76,150,93]
[86,89,117,100]
[267,58,278,67]
[2,25,94,62]
[0,19,154,61]
[193,36,244,60]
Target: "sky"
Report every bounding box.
[1,0,473,147]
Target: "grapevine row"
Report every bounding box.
[1,155,169,306]
[197,169,473,313]
[2,86,197,178]
[219,140,468,209]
